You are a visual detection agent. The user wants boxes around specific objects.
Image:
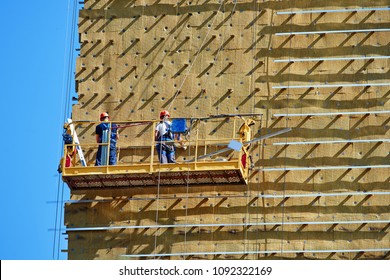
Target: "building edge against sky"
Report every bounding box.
[59,0,390,260]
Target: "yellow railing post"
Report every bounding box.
[233,117,237,139]
[62,144,67,174]
[149,121,155,173]
[194,129,199,169]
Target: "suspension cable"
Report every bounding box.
[53,0,78,260]
[53,0,73,259]
[182,1,239,255]
[204,0,239,115]
[166,0,225,111]
[154,0,225,258]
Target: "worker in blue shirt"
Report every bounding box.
[155,110,177,163]
[95,112,119,166]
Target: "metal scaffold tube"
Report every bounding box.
[121,248,390,258]
[273,139,390,145]
[272,83,390,89]
[62,219,390,232]
[273,110,390,117]
[276,7,390,15]
[274,56,390,63]
[257,165,390,172]
[275,28,390,36]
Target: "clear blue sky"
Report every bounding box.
[0,1,79,260]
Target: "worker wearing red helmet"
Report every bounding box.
[154,110,176,163]
[95,112,119,166]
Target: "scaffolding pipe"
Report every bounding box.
[272,82,390,89]
[257,165,390,172]
[276,7,390,15]
[275,28,390,36]
[259,191,390,199]
[273,110,390,117]
[274,55,390,63]
[62,219,390,232]
[58,190,390,204]
[121,248,390,258]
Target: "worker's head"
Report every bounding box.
[100,112,109,121]
[160,110,170,120]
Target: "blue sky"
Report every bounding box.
[0,1,79,259]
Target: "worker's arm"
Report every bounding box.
[174,133,187,149]
[154,130,159,141]
[115,129,119,140]
[96,134,100,143]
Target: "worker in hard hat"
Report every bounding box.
[57,123,76,173]
[238,118,255,169]
[154,110,177,163]
[95,112,119,166]
[63,123,75,167]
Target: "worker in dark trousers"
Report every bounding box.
[155,110,176,163]
[95,112,119,166]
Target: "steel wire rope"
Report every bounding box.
[154,0,238,259]
[153,5,185,259]
[182,22,196,257]
[150,132,191,258]
[153,142,163,259]
[182,121,194,256]
[53,178,63,259]
[53,0,78,260]
[151,123,186,255]
[197,0,240,257]
[201,0,240,257]
[166,0,225,111]
[152,123,195,258]
[99,3,109,117]
[59,0,78,259]
[192,0,251,258]
[155,0,225,258]
[205,0,239,117]
[151,8,185,254]
[212,1,240,257]
[151,126,186,259]
[102,0,111,165]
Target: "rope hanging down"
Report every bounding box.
[53,0,78,260]
[152,0,226,258]
[166,0,226,111]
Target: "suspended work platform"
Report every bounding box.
[60,115,276,190]
[62,160,247,189]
